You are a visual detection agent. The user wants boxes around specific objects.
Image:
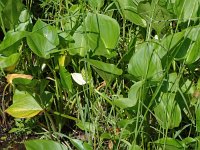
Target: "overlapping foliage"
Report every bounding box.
[1,0,200,149]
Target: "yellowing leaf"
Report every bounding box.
[5,90,43,118]
[6,74,33,84]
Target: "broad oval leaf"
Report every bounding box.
[113,98,135,109]
[71,13,120,58]
[32,20,59,46]
[154,92,182,129]
[115,0,146,27]
[128,81,144,102]
[69,26,89,56]
[160,32,184,57]
[185,34,200,64]
[91,13,120,49]
[69,138,85,150]
[27,33,56,59]
[128,42,163,81]
[86,13,120,57]
[138,1,173,34]
[84,58,122,75]
[154,138,184,150]
[25,139,68,150]
[174,0,200,22]
[5,90,43,118]
[114,81,143,109]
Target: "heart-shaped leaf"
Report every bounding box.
[5,90,43,118]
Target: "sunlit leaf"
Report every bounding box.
[32,20,59,46]
[27,20,59,58]
[128,42,163,81]
[69,26,89,56]
[174,0,200,22]
[25,139,68,150]
[27,33,56,59]
[70,13,120,58]
[85,13,120,58]
[5,90,43,118]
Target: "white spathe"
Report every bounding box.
[71,73,86,85]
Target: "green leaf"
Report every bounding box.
[70,139,85,150]
[69,26,89,56]
[174,0,200,22]
[59,66,73,93]
[0,53,20,69]
[115,0,146,27]
[1,0,25,29]
[113,98,136,109]
[93,67,115,84]
[27,20,59,58]
[128,42,163,81]
[130,144,142,150]
[86,13,120,53]
[84,58,122,75]
[138,1,173,34]
[27,33,56,59]
[167,73,180,92]
[185,34,200,64]
[154,138,184,150]
[32,20,59,46]
[25,139,68,150]
[154,92,182,129]
[5,90,43,118]
[100,133,112,140]
[196,104,200,132]
[88,0,104,10]
[157,31,184,59]
[182,137,196,146]
[114,81,143,109]
[76,122,95,133]
[128,81,143,102]
[0,31,29,52]
[71,13,120,58]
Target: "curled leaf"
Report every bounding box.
[6,74,33,84]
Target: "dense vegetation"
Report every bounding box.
[1,0,200,149]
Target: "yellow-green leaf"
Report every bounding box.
[5,90,43,118]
